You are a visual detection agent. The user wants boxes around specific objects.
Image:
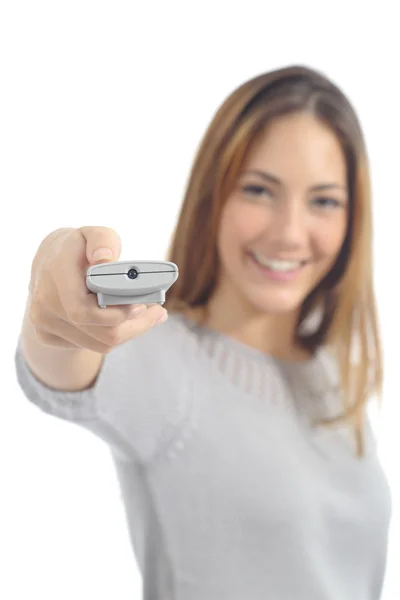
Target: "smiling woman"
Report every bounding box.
[221,114,350,305]
[15,64,390,600]
[165,67,381,459]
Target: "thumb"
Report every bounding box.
[78,226,122,265]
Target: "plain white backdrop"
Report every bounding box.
[0,1,399,598]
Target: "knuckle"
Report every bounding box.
[32,327,52,344]
[99,226,120,244]
[28,299,46,326]
[80,225,121,247]
[108,309,127,327]
[101,344,115,354]
[28,304,40,326]
[102,326,123,347]
[65,304,88,324]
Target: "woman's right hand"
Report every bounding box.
[27,226,168,352]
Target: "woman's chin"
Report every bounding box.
[243,290,304,316]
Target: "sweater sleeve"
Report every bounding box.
[14,319,192,465]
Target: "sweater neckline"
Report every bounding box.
[174,311,323,372]
[172,311,341,424]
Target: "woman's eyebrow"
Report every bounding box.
[242,169,348,192]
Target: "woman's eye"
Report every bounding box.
[313,197,342,208]
[242,185,272,197]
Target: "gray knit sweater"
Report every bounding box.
[14,312,392,600]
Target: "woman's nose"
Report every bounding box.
[270,200,307,243]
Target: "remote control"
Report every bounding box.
[86,260,179,308]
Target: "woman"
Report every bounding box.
[15,64,392,599]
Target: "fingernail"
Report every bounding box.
[92,248,113,262]
[152,311,168,326]
[129,305,147,317]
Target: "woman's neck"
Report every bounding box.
[187,305,313,363]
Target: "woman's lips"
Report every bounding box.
[247,252,308,282]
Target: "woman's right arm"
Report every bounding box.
[14,226,177,463]
[18,225,167,392]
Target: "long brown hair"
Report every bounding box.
[164,64,383,459]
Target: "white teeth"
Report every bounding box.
[251,252,303,272]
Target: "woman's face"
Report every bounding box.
[215,112,349,319]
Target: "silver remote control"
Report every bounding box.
[86,260,179,308]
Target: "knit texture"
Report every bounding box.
[14,312,392,599]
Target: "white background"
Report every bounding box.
[0,1,399,598]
